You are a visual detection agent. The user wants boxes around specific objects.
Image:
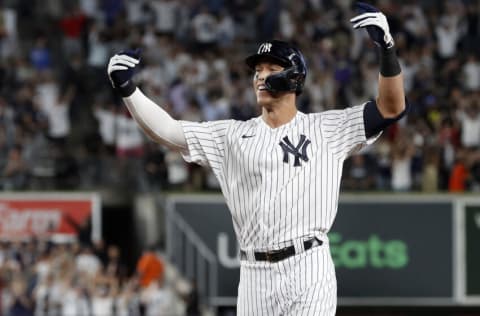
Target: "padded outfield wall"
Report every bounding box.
[166,194,480,307]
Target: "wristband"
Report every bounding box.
[117,80,136,98]
[379,47,401,77]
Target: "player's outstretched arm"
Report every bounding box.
[107,50,187,151]
[350,2,406,118]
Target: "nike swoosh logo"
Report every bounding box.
[241,135,255,139]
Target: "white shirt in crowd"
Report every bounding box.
[435,17,461,58]
[36,80,58,112]
[142,283,176,316]
[391,157,412,191]
[94,107,116,146]
[34,259,51,282]
[151,0,178,34]
[75,252,101,277]
[61,288,90,316]
[459,111,480,148]
[463,56,480,91]
[91,296,114,316]
[115,114,144,150]
[36,80,71,139]
[43,101,70,139]
[0,8,17,58]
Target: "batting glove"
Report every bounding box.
[350,2,394,50]
[107,49,141,97]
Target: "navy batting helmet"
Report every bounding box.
[245,40,307,95]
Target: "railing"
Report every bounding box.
[166,201,218,305]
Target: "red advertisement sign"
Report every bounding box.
[0,194,99,239]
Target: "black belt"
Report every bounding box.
[240,238,323,263]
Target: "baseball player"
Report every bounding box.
[107,2,406,315]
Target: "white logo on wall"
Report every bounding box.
[258,42,272,54]
[217,232,240,268]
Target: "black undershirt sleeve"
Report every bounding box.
[363,99,409,139]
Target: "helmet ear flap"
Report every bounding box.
[265,66,305,95]
[288,49,306,95]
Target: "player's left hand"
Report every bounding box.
[350,2,394,50]
[107,49,141,89]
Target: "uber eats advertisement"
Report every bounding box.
[170,197,455,304]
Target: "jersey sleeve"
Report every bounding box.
[179,120,232,171]
[320,103,380,157]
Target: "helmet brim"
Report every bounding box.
[245,53,291,70]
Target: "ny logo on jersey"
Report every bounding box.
[279,135,311,167]
[258,42,272,54]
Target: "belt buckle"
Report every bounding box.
[265,248,283,262]
[265,252,273,262]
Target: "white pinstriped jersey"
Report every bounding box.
[181,103,377,252]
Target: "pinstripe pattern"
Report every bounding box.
[237,244,336,315]
[180,102,376,313]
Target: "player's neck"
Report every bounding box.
[261,101,297,129]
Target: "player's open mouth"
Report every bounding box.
[257,84,267,91]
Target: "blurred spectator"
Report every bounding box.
[53,145,79,189]
[435,15,462,62]
[150,0,178,36]
[104,245,127,282]
[458,102,480,149]
[94,101,116,153]
[463,54,480,92]
[90,274,116,316]
[7,276,33,316]
[115,108,145,158]
[449,149,469,192]
[143,142,168,191]
[75,245,101,277]
[87,21,110,86]
[191,5,218,52]
[0,97,15,148]
[391,136,415,192]
[421,147,440,192]
[216,9,235,46]
[165,151,189,189]
[60,277,90,316]
[136,247,164,288]
[101,0,125,27]
[93,239,108,266]
[0,6,17,59]
[2,145,28,190]
[342,154,375,190]
[41,86,75,148]
[29,36,51,72]
[33,273,57,316]
[59,6,87,57]
[141,278,176,316]
[255,0,281,41]
[115,107,146,190]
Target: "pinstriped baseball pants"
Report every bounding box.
[237,244,337,316]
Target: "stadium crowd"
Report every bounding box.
[1,0,480,193]
[0,236,199,316]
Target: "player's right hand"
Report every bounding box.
[107,49,141,89]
